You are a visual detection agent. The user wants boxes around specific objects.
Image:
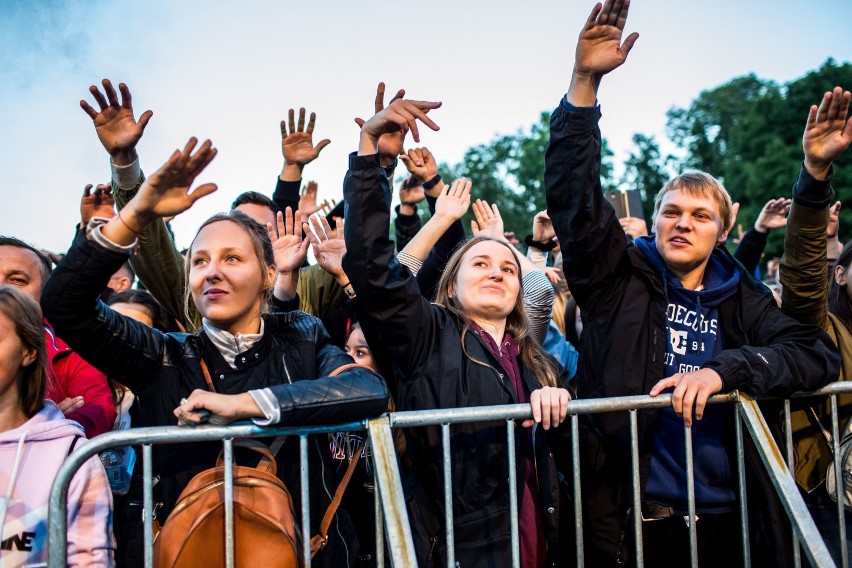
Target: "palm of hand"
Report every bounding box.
[81,195,116,221]
[299,195,320,216]
[804,124,851,164]
[314,237,345,274]
[400,185,425,205]
[533,220,555,242]
[138,171,198,218]
[576,27,627,75]
[436,195,470,220]
[95,108,144,154]
[272,235,306,273]
[282,133,320,165]
[378,132,404,163]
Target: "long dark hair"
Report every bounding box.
[434,236,560,388]
[829,240,852,335]
[0,286,48,417]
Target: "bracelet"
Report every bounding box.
[338,281,350,288]
[524,234,557,252]
[341,282,357,300]
[422,174,442,190]
[117,211,141,235]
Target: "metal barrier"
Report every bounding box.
[47,386,852,568]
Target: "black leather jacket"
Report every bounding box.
[42,230,389,567]
[342,151,575,568]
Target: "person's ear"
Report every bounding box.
[21,347,37,368]
[835,264,848,287]
[264,265,277,290]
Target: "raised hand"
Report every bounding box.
[434,178,472,222]
[355,82,408,165]
[267,207,309,274]
[574,0,639,77]
[532,211,556,243]
[125,138,218,227]
[803,86,852,180]
[544,266,563,286]
[306,215,347,282]
[357,89,441,159]
[298,181,324,216]
[401,146,440,184]
[618,216,648,239]
[828,201,842,239]
[753,198,791,233]
[80,79,152,166]
[80,183,116,225]
[281,108,331,169]
[471,199,505,239]
[399,177,426,208]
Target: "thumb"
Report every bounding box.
[471,220,480,233]
[354,117,365,128]
[315,139,331,153]
[188,183,218,204]
[138,109,154,132]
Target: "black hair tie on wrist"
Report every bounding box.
[524,234,557,252]
[422,174,442,190]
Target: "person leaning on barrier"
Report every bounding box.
[343,96,575,568]
[779,85,852,558]
[545,1,841,566]
[0,286,115,567]
[40,139,389,567]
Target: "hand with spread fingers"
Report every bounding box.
[108,138,217,244]
[471,199,505,239]
[434,178,472,223]
[306,215,348,284]
[569,0,639,106]
[80,79,153,166]
[298,180,324,216]
[174,389,262,426]
[267,207,310,274]
[753,198,791,233]
[532,211,556,243]
[355,82,409,166]
[80,183,116,225]
[803,86,852,180]
[522,386,572,430]
[281,108,331,181]
[649,368,724,427]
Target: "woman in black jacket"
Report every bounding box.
[41,138,389,567]
[342,100,574,567]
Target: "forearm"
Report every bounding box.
[523,270,555,344]
[780,200,830,328]
[566,71,600,107]
[400,214,457,261]
[732,228,768,275]
[274,271,299,302]
[272,178,301,214]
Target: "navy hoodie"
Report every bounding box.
[634,235,740,513]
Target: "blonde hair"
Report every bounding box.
[652,171,733,235]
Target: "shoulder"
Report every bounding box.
[264,311,326,342]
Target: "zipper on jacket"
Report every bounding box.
[651,328,657,363]
[281,355,293,384]
[427,535,439,561]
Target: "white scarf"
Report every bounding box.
[202,318,265,369]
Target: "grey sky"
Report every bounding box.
[1,0,850,251]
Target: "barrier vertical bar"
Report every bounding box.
[831,395,848,568]
[571,414,584,567]
[735,405,751,568]
[629,410,643,568]
[223,438,235,568]
[684,425,698,568]
[143,444,153,568]
[300,434,311,567]
[784,400,802,568]
[375,466,385,568]
[442,423,455,568]
[507,420,520,568]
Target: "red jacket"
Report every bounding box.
[44,320,116,438]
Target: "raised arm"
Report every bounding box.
[274,108,331,214]
[41,140,218,393]
[781,86,852,326]
[399,178,471,270]
[733,198,790,275]
[546,0,638,304]
[82,79,197,330]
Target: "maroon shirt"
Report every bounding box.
[472,324,547,568]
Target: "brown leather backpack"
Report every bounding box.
[153,439,300,567]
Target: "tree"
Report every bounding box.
[620,133,674,223]
[439,112,618,235]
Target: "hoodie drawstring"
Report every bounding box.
[0,430,29,541]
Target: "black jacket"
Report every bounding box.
[342,151,575,568]
[41,230,390,567]
[544,102,840,565]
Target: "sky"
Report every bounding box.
[1,0,850,252]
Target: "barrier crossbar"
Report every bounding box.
[46,386,852,568]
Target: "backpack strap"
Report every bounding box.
[310,444,364,557]
[199,357,217,393]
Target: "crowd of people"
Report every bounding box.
[1,0,851,566]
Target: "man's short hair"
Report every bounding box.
[652,171,733,235]
[0,236,53,285]
[231,191,278,213]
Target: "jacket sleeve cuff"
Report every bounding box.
[560,97,599,113]
[349,151,381,171]
[397,252,423,276]
[793,163,835,209]
[249,388,282,426]
[111,158,143,190]
[87,220,136,255]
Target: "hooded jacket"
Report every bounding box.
[544,100,840,565]
[0,402,114,567]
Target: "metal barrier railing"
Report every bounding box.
[47,386,852,568]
